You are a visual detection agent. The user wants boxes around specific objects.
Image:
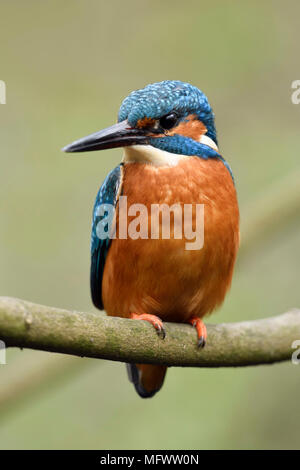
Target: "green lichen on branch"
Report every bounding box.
[0,297,299,367]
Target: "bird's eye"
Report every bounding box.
[159,113,178,130]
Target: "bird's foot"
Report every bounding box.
[188,317,207,348]
[130,313,166,339]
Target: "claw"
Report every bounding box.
[130,313,166,339]
[197,336,206,348]
[157,323,166,339]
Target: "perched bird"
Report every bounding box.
[63,80,239,398]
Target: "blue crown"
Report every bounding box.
[118,80,217,145]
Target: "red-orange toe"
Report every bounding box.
[188,317,207,348]
[130,313,166,339]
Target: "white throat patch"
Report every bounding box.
[123,145,185,167]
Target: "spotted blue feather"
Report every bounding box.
[118,80,217,144]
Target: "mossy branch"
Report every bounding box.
[0,297,299,367]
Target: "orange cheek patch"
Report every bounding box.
[168,114,207,140]
[137,117,156,129]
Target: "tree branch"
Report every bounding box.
[0,297,299,367]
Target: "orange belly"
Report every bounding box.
[102,156,239,322]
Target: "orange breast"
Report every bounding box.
[102,157,239,322]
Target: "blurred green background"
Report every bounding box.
[0,0,300,450]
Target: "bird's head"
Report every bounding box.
[63,80,222,166]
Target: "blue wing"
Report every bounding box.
[90,164,123,309]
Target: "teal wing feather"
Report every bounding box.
[90,164,123,309]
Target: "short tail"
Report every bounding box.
[126,363,167,398]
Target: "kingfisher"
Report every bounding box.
[63,80,239,398]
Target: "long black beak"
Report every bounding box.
[62,120,150,153]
